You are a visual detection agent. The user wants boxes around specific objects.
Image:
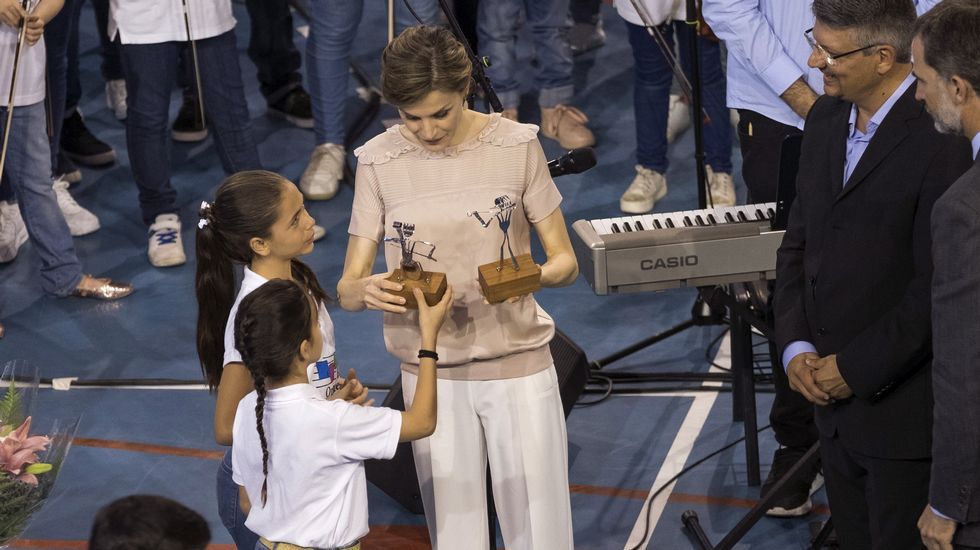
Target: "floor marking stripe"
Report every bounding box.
[74,437,226,460]
[624,332,731,549]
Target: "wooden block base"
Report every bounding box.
[386,268,447,309]
[478,253,541,304]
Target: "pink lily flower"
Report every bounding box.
[0,417,51,486]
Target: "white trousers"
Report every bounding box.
[401,365,574,550]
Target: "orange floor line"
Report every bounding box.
[73,437,225,460]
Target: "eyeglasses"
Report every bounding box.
[804,28,879,66]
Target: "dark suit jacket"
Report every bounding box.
[930,154,980,546]
[773,82,973,459]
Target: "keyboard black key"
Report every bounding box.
[653,219,663,229]
[611,223,620,233]
[683,216,693,227]
[755,209,765,220]
[707,214,718,224]
[724,212,736,223]
[737,211,748,222]
[665,218,675,228]
[635,220,644,230]
[623,222,633,232]
[695,215,705,226]
[767,207,775,218]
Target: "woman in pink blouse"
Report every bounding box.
[337,25,579,550]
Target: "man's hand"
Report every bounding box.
[786,351,830,405]
[780,78,819,119]
[0,0,26,28]
[24,14,44,44]
[919,505,956,550]
[807,354,853,400]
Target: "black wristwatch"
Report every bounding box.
[418,349,439,361]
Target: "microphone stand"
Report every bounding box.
[685,0,709,209]
[434,0,502,112]
[181,0,206,128]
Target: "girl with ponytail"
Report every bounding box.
[194,170,369,548]
[231,279,452,549]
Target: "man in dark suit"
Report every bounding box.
[910,3,980,550]
[773,0,973,548]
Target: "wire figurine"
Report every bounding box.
[468,196,519,272]
[384,221,438,274]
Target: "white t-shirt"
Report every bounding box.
[224,266,339,397]
[232,384,402,548]
[0,26,45,106]
[615,0,687,27]
[108,0,235,45]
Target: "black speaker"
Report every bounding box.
[364,328,590,514]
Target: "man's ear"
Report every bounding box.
[875,45,898,75]
[949,74,974,105]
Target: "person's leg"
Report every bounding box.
[736,110,801,204]
[619,20,672,214]
[195,31,262,174]
[477,0,523,112]
[453,0,480,52]
[483,366,573,550]
[307,0,363,147]
[568,0,604,54]
[675,21,734,206]
[3,104,83,296]
[820,436,873,550]
[64,0,84,115]
[865,454,931,550]
[90,0,124,81]
[120,41,180,226]
[244,0,302,105]
[43,0,76,174]
[402,372,492,550]
[217,450,260,549]
[396,0,440,30]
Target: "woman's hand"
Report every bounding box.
[24,14,44,44]
[353,272,409,313]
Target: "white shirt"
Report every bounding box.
[223,266,339,397]
[232,384,402,548]
[614,0,687,27]
[0,26,45,106]
[108,0,235,45]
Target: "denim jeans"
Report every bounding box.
[120,30,261,225]
[43,0,84,171]
[477,0,574,109]
[625,20,732,174]
[245,0,303,104]
[306,0,438,145]
[218,450,260,549]
[1,104,83,296]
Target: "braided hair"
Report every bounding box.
[196,170,330,390]
[233,279,315,507]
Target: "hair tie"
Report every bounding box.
[198,201,213,230]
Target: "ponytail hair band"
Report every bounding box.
[198,201,214,230]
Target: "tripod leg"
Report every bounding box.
[730,310,760,486]
[810,517,834,550]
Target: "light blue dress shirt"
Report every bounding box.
[781,72,916,373]
[972,131,980,160]
[702,0,941,130]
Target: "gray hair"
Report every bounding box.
[812,0,917,63]
[914,0,980,94]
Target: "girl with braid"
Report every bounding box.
[195,170,370,548]
[231,279,453,549]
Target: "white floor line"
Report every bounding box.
[623,332,732,549]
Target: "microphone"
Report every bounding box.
[548,147,597,178]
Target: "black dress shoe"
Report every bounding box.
[61,109,116,166]
[268,86,313,129]
[171,89,208,142]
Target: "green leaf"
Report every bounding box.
[0,380,24,427]
[23,463,52,475]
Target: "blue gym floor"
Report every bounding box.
[1,3,828,548]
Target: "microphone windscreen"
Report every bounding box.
[566,147,597,173]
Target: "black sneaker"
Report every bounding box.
[60,109,116,166]
[56,150,82,184]
[761,446,823,517]
[171,89,208,142]
[268,86,313,129]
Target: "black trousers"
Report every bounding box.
[737,109,816,449]
[244,0,303,104]
[821,435,930,550]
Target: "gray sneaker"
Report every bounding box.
[0,201,28,263]
[147,214,186,267]
[53,177,100,236]
[706,165,736,208]
[300,143,344,201]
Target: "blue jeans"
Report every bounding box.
[625,20,732,174]
[43,0,85,171]
[306,0,438,145]
[245,0,302,104]
[218,450,260,549]
[120,31,261,225]
[1,103,83,296]
[477,0,574,109]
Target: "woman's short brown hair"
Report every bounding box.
[380,25,472,108]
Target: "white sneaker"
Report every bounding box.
[0,201,28,263]
[666,94,692,143]
[300,143,344,200]
[706,165,736,208]
[53,177,100,236]
[620,165,667,214]
[147,213,186,267]
[105,79,127,120]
